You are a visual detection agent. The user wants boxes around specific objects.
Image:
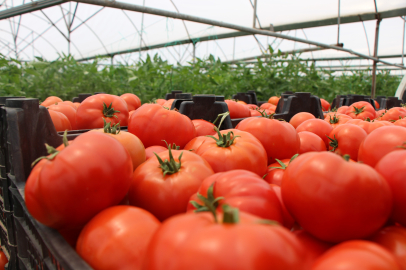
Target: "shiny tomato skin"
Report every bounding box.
[162,99,174,109]
[225,100,250,119]
[128,104,196,148]
[358,126,406,167]
[282,152,392,243]
[289,112,315,129]
[270,184,295,229]
[264,159,289,185]
[347,119,392,134]
[296,119,333,148]
[293,230,332,263]
[187,170,283,224]
[76,94,129,129]
[76,206,160,270]
[312,240,402,270]
[336,106,348,114]
[345,101,376,119]
[324,113,352,128]
[192,119,216,136]
[260,102,276,111]
[327,124,367,161]
[370,226,406,270]
[120,93,141,111]
[92,129,146,171]
[155,99,166,106]
[298,131,326,154]
[375,100,380,109]
[48,103,78,130]
[0,251,7,270]
[184,129,268,176]
[375,150,406,226]
[25,132,133,230]
[143,211,310,270]
[40,96,63,107]
[246,104,258,110]
[378,107,406,122]
[320,98,330,111]
[48,110,72,131]
[128,150,214,221]
[268,96,280,106]
[236,118,300,164]
[145,145,167,160]
[394,119,406,128]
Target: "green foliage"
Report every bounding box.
[0,52,401,103]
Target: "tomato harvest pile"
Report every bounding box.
[1,92,406,270]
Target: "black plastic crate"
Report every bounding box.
[4,98,92,270]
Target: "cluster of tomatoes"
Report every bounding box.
[24,93,406,270]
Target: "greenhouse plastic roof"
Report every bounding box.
[0,0,405,73]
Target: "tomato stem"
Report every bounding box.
[352,106,365,116]
[327,135,338,151]
[102,118,121,134]
[102,102,120,118]
[222,204,239,224]
[190,183,224,223]
[343,154,351,161]
[207,128,240,148]
[163,140,180,150]
[328,114,339,124]
[154,144,182,176]
[212,111,230,130]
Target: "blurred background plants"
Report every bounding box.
[0,51,401,103]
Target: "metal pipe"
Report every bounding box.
[337,0,341,44]
[252,0,257,28]
[402,16,405,66]
[74,0,406,69]
[139,0,145,59]
[371,17,381,98]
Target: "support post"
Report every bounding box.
[192,42,196,63]
[371,16,381,99]
[252,0,257,28]
[337,0,341,44]
[402,16,405,66]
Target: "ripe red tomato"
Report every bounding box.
[293,230,332,263]
[25,132,133,231]
[246,104,258,110]
[48,103,78,130]
[268,96,280,106]
[92,122,146,171]
[162,99,175,109]
[260,102,276,111]
[0,251,8,270]
[347,118,393,134]
[312,240,402,270]
[225,100,250,119]
[263,159,290,186]
[358,126,406,167]
[327,124,367,161]
[289,112,315,129]
[236,117,300,164]
[282,152,392,243]
[296,119,333,148]
[298,131,326,154]
[320,98,330,111]
[336,105,349,114]
[76,94,129,129]
[345,101,376,120]
[375,150,406,226]
[324,113,352,128]
[375,100,380,109]
[376,109,386,118]
[394,118,406,127]
[61,100,77,110]
[192,119,216,136]
[145,145,167,160]
[128,148,214,221]
[184,129,267,176]
[143,209,310,270]
[128,104,196,148]
[187,170,283,224]
[370,226,406,270]
[73,102,80,109]
[76,205,160,270]
[48,110,72,131]
[378,107,406,122]
[40,96,63,107]
[250,108,272,117]
[155,98,166,105]
[270,184,295,229]
[120,93,141,111]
